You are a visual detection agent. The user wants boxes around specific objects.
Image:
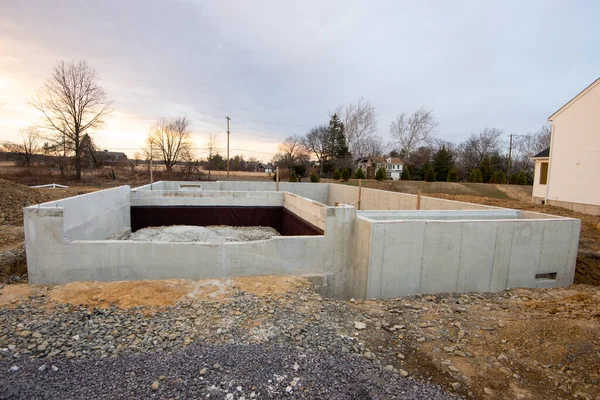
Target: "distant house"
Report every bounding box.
[93,150,128,166]
[356,156,404,180]
[532,77,600,215]
[252,162,274,173]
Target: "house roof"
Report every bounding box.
[532,147,550,159]
[548,77,600,121]
[371,156,403,165]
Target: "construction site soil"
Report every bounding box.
[1,178,600,399]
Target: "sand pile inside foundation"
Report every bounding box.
[124,225,280,243]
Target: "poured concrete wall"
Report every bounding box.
[24,181,581,300]
[355,212,580,299]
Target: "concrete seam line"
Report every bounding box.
[488,223,499,292]
[418,221,427,294]
[455,222,465,293]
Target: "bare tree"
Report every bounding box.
[31,60,112,180]
[455,127,504,174]
[272,135,310,172]
[343,98,379,159]
[1,126,41,167]
[510,125,552,179]
[389,108,438,160]
[302,125,330,174]
[206,133,219,160]
[145,117,192,172]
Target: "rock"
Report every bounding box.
[159,375,167,381]
[448,366,460,373]
[454,350,466,357]
[384,365,394,372]
[457,330,466,339]
[32,332,42,339]
[65,351,75,359]
[397,353,405,360]
[199,367,208,375]
[484,387,494,395]
[497,353,508,361]
[51,365,58,372]
[349,298,356,303]
[151,381,160,391]
[19,330,31,338]
[9,365,19,372]
[451,382,461,390]
[8,344,15,350]
[399,369,409,377]
[72,334,80,341]
[354,321,366,330]
[363,351,375,360]
[38,364,46,372]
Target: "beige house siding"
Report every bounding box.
[542,78,600,213]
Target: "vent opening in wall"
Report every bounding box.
[535,272,557,281]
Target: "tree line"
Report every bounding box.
[2,59,550,184]
[273,104,551,184]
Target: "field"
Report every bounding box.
[1,175,599,399]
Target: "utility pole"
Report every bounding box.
[507,133,513,179]
[149,140,153,190]
[226,116,231,179]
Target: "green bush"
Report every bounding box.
[341,168,350,181]
[375,167,387,181]
[354,167,365,179]
[468,168,482,183]
[332,169,341,180]
[516,171,528,185]
[401,168,410,180]
[310,172,320,183]
[508,173,519,184]
[490,170,507,184]
[289,171,298,182]
[447,169,458,182]
[424,165,436,182]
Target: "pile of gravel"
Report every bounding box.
[0,343,454,399]
[125,225,280,243]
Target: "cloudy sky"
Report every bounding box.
[0,0,598,161]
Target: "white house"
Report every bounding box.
[356,156,404,180]
[532,77,600,215]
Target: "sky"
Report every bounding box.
[0,0,598,162]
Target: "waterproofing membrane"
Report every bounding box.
[130,206,324,236]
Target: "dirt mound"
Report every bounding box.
[0,179,52,225]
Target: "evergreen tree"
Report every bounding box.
[354,167,365,179]
[401,168,410,180]
[310,172,320,183]
[516,171,528,185]
[447,168,458,182]
[332,168,341,180]
[490,170,507,184]
[468,168,483,183]
[289,171,298,182]
[508,173,519,184]
[424,165,436,182]
[341,168,350,181]
[432,145,453,182]
[375,167,387,181]
[479,155,495,183]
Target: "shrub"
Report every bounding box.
[375,167,387,181]
[468,168,482,183]
[332,169,341,180]
[447,169,458,182]
[508,173,519,184]
[289,171,298,182]
[310,172,320,183]
[424,166,436,182]
[400,168,410,180]
[516,171,528,185]
[354,167,365,179]
[272,172,278,181]
[491,170,507,184]
[341,168,350,181]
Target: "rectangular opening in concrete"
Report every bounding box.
[535,272,557,281]
[130,206,324,236]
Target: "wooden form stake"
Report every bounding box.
[276,167,280,191]
[416,190,421,210]
[358,178,362,210]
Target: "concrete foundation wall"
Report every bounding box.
[356,214,581,299]
[25,181,581,300]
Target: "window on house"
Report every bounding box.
[539,162,548,185]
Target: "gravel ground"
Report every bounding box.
[0,343,453,399]
[125,225,280,242]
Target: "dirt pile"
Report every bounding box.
[125,225,280,242]
[0,179,52,226]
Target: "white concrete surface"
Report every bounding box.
[24,181,581,300]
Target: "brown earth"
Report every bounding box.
[2,277,599,399]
